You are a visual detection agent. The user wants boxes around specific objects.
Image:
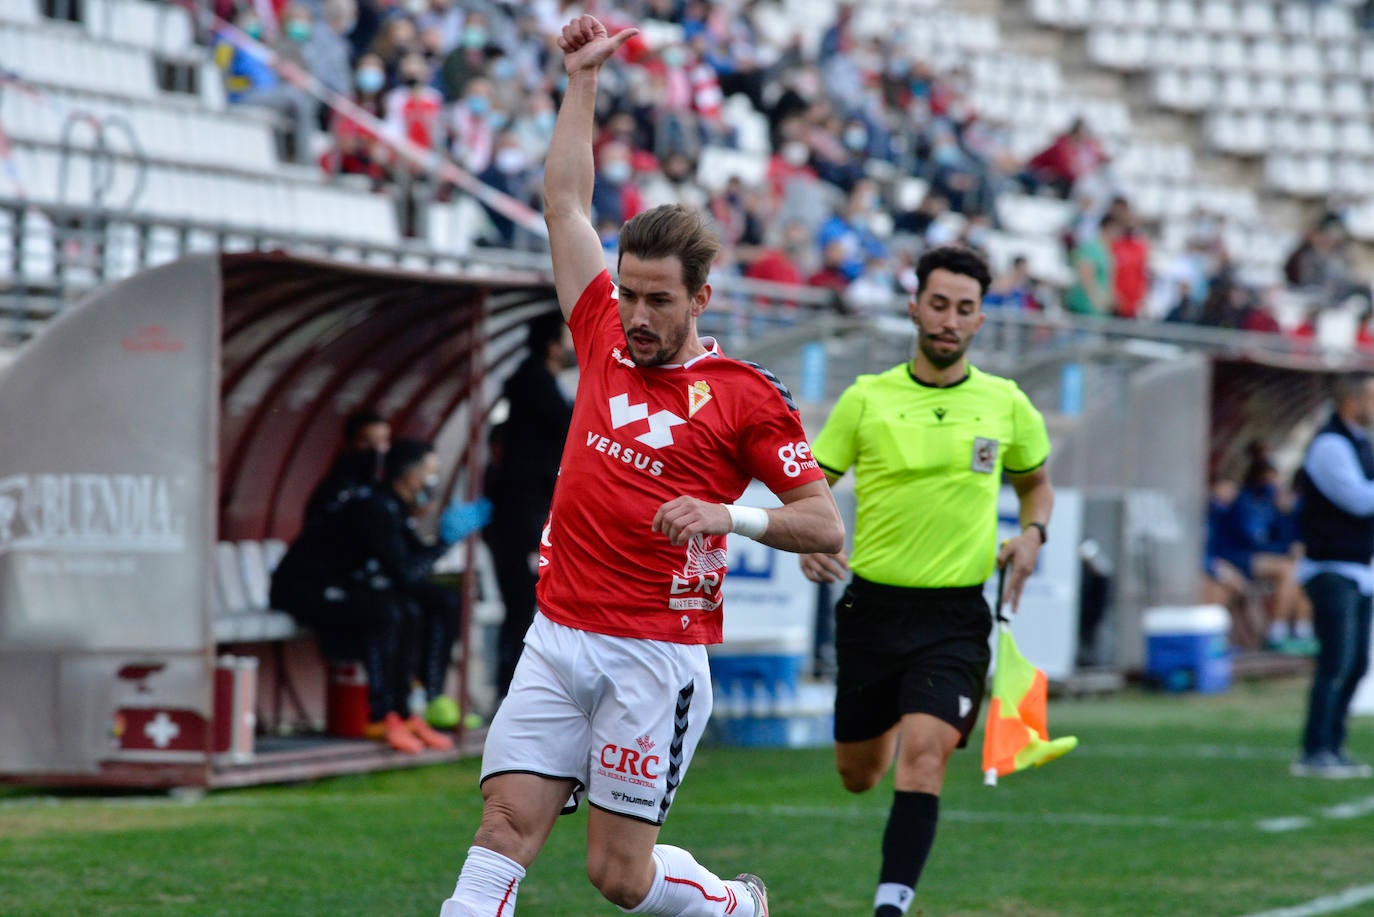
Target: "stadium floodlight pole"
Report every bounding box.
[211,18,549,240]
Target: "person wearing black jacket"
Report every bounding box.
[483,311,574,698]
[272,438,457,754]
[301,409,390,527]
[1291,375,1374,779]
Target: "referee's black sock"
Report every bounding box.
[873,790,939,917]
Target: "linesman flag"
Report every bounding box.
[982,564,1078,786]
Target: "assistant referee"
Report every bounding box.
[801,245,1054,917]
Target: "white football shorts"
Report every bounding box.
[480,612,713,825]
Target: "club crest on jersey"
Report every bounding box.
[687,380,713,418]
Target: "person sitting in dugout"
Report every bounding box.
[271,438,462,754]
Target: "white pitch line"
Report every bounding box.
[1255,816,1314,833]
[1238,884,1374,917]
[1072,743,1294,761]
[1321,796,1374,820]
[692,803,1247,831]
[1256,795,1374,833]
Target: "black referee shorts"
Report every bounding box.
[833,576,992,746]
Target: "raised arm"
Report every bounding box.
[545,15,639,318]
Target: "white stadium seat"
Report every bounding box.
[1161,0,1197,31]
[0,0,38,23]
[1127,0,1162,28]
[216,542,248,616]
[1329,81,1368,118]
[1237,2,1275,37]
[1279,3,1313,36]
[697,146,769,192]
[1199,1,1236,33]
[996,194,1073,236]
[238,541,272,611]
[1313,4,1354,40]
[1337,119,1374,157]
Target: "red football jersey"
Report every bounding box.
[536,270,824,644]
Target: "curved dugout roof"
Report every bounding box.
[217,252,557,542]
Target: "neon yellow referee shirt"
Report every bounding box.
[811,363,1050,588]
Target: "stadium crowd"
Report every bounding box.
[206,0,1370,341]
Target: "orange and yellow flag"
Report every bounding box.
[981,622,1078,786]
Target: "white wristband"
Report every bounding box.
[724,504,769,539]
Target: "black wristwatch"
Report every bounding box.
[1024,522,1048,545]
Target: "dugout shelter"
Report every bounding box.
[0,252,557,789]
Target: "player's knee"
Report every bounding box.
[837,760,883,794]
[586,858,649,909]
[900,746,951,791]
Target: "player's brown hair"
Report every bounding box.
[617,204,721,295]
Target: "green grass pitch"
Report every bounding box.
[3,676,1373,916]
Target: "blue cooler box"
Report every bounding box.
[707,654,832,747]
[1143,605,1232,693]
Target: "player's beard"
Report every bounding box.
[626,314,692,367]
[916,328,968,370]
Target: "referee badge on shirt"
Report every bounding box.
[971,437,999,473]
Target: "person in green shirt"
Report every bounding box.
[802,245,1055,917]
[1065,213,1122,315]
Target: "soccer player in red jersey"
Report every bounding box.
[436,14,844,917]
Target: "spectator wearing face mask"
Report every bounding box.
[439,11,493,101]
[326,53,391,182]
[214,7,316,162]
[478,130,538,247]
[450,76,500,175]
[767,125,818,199]
[808,112,868,193]
[815,179,890,283]
[385,51,445,153]
[927,127,992,216]
[590,139,643,226]
[301,0,357,99]
[509,93,557,165]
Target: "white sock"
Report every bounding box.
[623,844,756,917]
[875,881,916,913]
[440,845,526,917]
[1267,621,1289,643]
[1294,620,1314,639]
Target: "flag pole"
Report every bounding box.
[985,556,1009,787]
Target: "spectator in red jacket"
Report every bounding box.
[325,53,391,184]
[744,221,813,287]
[1110,202,1150,319]
[1023,118,1105,198]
